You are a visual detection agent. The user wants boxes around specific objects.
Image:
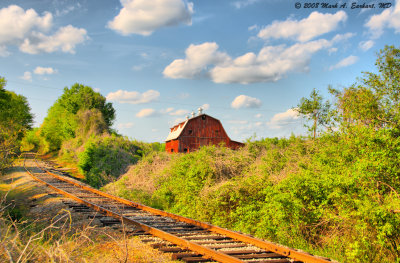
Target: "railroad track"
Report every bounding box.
[23,153,334,263]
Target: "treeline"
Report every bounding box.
[104,45,400,263]
[0,80,163,186]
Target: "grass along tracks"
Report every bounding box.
[23,153,336,263]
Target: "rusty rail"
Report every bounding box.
[24,153,334,263]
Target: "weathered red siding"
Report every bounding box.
[165,114,244,153]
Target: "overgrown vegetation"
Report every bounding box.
[104,45,400,262]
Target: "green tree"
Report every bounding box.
[40,83,115,151]
[0,77,33,134]
[0,76,34,172]
[334,45,400,130]
[294,88,332,139]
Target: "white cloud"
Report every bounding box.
[117,122,134,129]
[19,25,88,54]
[201,103,210,110]
[106,89,160,104]
[359,40,374,51]
[231,95,262,109]
[0,5,88,55]
[20,71,32,82]
[34,66,57,75]
[0,5,52,45]
[365,1,400,38]
[329,55,358,70]
[165,35,347,84]
[257,11,347,42]
[108,0,193,36]
[136,108,158,118]
[163,42,230,79]
[267,109,300,129]
[211,39,333,84]
[169,109,189,116]
[255,113,262,118]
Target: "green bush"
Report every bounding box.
[78,135,142,188]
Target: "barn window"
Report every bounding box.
[184,148,188,153]
[188,129,193,135]
[171,149,174,152]
[215,130,219,135]
[202,115,206,120]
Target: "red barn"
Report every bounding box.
[165,110,244,153]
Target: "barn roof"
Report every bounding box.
[165,113,217,141]
[165,119,189,141]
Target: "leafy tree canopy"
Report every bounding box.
[40,83,115,151]
[334,45,400,130]
[0,77,33,134]
[294,88,332,139]
[0,76,34,171]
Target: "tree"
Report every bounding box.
[0,77,33,134]
[294,88,332,139]
[0,76,34,172]
[334,45,400,130]
[40,83,115,151]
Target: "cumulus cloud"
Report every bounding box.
[329,55,358,70]
[164,34,347,84]
[211,39,334,84]
[257,11,347,42]
[108,0,193,36]
[19,25,88,54]
[231,95,262,109]
[136,108,158,118]
[20,71,32,81]
[365,1,400,38]
[359,40,374,51]
[0,5,52,44]
[0,5,88,55]
[34,66,57,75]
[163,42,230,79]
[106,89,160,104]
[267,109,300,129]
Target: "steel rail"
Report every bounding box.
[26,154,333,263]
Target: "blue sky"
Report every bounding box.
[1,0,399,142]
